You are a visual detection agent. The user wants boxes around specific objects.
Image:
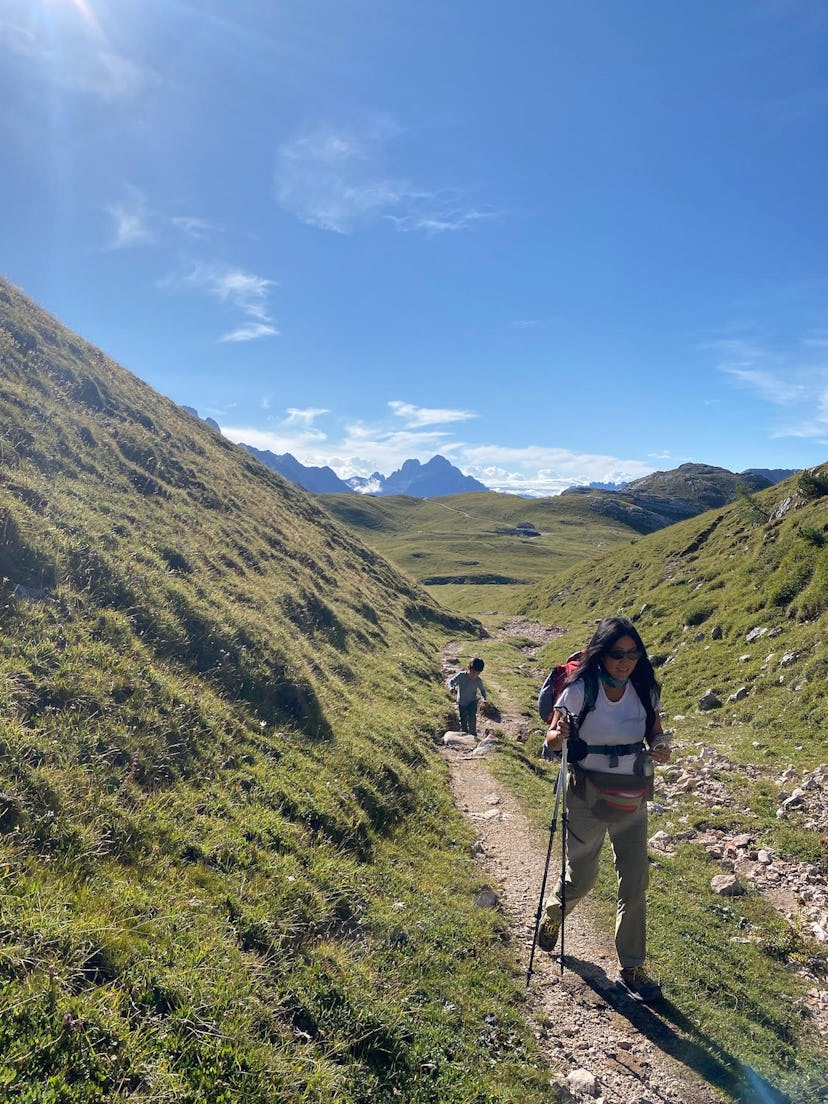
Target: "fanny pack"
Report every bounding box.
[571,766,653,822]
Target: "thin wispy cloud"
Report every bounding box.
[384,204,499,236]
[285,408,330,426]
[0,12,151,99]
[0,20,36,54]
[161,262,279,342]
[171,216,220,241]
[104,186,153,249]
[221,322,278,343]
[274,117,500,236]
[710,337,814,404]
[388,401,476,427]
[708,330,828,439]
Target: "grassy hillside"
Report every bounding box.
[485,469,828,1100]
[522,468,828,729]
[0,277,554,1103]
[320,490,640,615]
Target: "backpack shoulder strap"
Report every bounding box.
[623,679,657,744]
[575,671,599,730]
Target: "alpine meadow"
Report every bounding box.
[1,272,828,1103]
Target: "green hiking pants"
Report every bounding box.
[544,787,649,969]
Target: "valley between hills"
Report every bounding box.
[1,273,827,1103]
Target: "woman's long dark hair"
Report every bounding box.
[565,616,660,729]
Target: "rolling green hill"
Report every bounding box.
[320,466,782,618]
[0,276,554,1103]
[319,490,642,614]
[521,468,828,724]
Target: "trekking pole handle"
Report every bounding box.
[545,706,573,748]
[544,704,570,742]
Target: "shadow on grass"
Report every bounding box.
[560,955,792,1104]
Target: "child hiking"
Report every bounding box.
[448,657,487,738]
[536,616,671,1002]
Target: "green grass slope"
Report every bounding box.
[501,470,828,1100]
[0,277,553,1103]
[522,469,828,724]
[320,490,640,615]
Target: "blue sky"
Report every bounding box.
[3,0,828,495]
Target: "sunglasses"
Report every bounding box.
[606,648,642,661]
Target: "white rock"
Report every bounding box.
[648,831,672,850]
[566,1069,598,1097]
[443,731,476,747]
[711,874,746,896]
[470,738,498,757]
[745,627,768,643]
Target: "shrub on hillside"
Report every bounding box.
[768,560,814,608]
[797,525,826,548]
[798,469,828,498]
[684,602,715,626]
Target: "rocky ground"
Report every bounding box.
[439,625,828,1103]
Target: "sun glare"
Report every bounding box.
[45,0,100,31]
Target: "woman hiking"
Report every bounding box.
[538,616,671,1001]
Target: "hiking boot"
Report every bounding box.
[618,965,662,1002]
[536,913,561,953]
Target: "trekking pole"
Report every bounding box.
[558,717,570,976]
[526,711,570,986]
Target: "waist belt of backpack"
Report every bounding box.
[588,741,646,757]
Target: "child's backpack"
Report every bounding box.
[537,650,590,723]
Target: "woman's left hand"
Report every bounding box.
[651,745,671,765]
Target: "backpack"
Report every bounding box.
[537,651,589,723]
[538,650,658,742]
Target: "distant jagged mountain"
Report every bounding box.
[561,463,774,534]
[239,444,354,494]
[240,449,485,498]
[360,455,488,497]
[182,411,487,498]
[744,467,799,483]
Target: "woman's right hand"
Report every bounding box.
[544,710,570,751]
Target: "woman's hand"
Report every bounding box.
[649,731,672,765]
[544,710,570,752]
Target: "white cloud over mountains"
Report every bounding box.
[220,400,655,496]
[388,401,476,427]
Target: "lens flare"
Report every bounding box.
[46,0,100,31]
